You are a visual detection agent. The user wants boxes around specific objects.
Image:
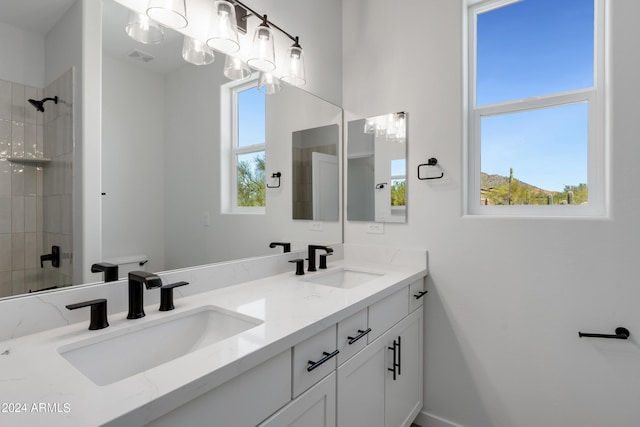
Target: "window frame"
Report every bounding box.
[221,76,266,214]
[464,0,607,217]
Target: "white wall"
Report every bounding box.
[343,1,640,426]
[0,22,45,88]
[101,55,165,274]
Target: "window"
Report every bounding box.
[222,78,266,212]
[466,0,605,216]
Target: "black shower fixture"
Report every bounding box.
[28,96,58,112]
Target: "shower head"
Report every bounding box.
[28,96,58,112]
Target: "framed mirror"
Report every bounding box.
[0,0,343,299]
[347,112,407,223]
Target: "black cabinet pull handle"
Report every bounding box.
[578,327,630,340]
[413,290,428,300]
[397,336,402,376]
[307,349,339,372]
[347,328,372,345]
[388,339,399,380]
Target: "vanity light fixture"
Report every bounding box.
[247,15,276,72]
[223,55,251,80]
[182,36,215,65]
[146,0,188,29]
[125,11,164,44]
[281,37,306,86]
[258,72,281,94]
[364,112,406,143]
[207,0,241,54]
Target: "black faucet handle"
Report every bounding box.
[91,263,119,282]
[66,299,109,330]
[159,281,189,311]
[289,259,305,275]
[269,242,291,253]
[319,253,333,270]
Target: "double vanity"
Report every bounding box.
[0,245,427,427]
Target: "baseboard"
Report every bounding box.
[414,410,467,427]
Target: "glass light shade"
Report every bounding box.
[395,113,406,142]
[182,37,215,65]
[258,72,281,95]
[364,118,377,134]
[207,1,240,54]
[386,114,398,140]
[223,56,251,80]
[281,44,306,86]
[125,11,164,44]
[147,0,188,29]
[247,25,276,72]
[375,116,387,136]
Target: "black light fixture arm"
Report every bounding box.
[231,0,299,44]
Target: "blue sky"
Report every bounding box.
[478,0,594,192]
[238,86,265,148]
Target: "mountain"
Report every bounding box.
[480,172,553,195]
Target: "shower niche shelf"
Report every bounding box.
[7,157,51,166]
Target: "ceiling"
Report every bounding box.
[0,0,76,35]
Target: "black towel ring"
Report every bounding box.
[417,157,444,180]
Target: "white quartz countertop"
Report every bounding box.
[0,254,426,426]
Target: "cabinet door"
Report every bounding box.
[258,372,336,427]
[385,309,423,427]
[336,334,386,427]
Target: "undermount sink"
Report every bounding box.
[302,268,384,289]
[58,305,262,386]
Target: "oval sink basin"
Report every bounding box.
[58,305,262,386]
[302,268,384,289]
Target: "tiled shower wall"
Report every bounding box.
[0,69,73,298]
[43,70,74,290]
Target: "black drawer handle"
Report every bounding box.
[347,328,372,345]
[307,349,339,372]
[413,290,428,300]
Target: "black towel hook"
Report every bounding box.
[418,157,444,180]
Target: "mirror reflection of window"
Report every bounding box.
[234,82,266,208]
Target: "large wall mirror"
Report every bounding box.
[0,0,342,299]
[347,113,407,223]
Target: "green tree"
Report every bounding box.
[391,180,406,206]
[237,153,266,207]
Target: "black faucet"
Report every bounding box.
[91,263,119,282]
[127,271,163,319]
[307,245,333,272]
[40,245,60,268]
[269,242,291,253]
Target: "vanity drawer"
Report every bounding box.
[337,308,369,366]
[368,286,408,343]
[409,278,427,312]
[293,324,338,398]
[147,349,291,427]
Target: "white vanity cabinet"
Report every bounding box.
[150,279,424,427]
[337,303,423,427]
[257,373,336,427]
